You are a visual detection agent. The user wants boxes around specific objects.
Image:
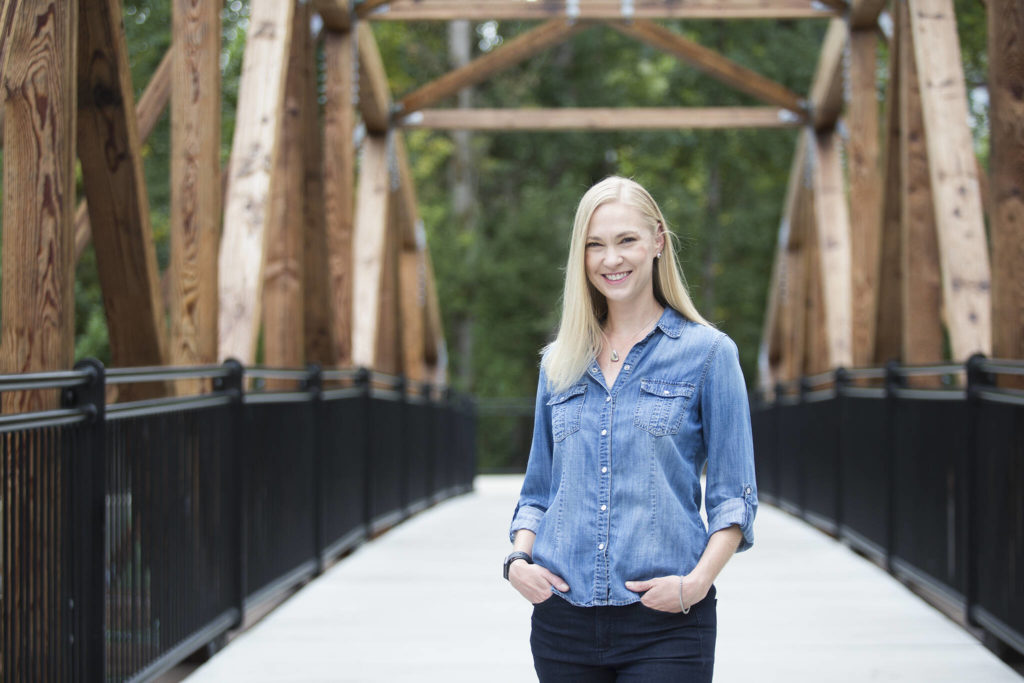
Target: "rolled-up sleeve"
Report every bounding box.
[701,335,757,552]
[509,365,555,542]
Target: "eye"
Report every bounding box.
[621,236,637,244]
[586,241,601,248]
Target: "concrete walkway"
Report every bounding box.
[186,475,1021,682]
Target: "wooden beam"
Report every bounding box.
[400,107,802,131]
[850,0,888,29]
[323,28,356,366]
[169,1,220,379]
[0,0,21,100]
[366,0,837,21]
[351,135,391,368]
[610,20,805,113]
[356,21,391,132]
[263,0,308,372]
[355,0,390,17]
[77,0,167,383]
[908,0,991,360]
[1,0,76,406]
[989,0,1024,364]
[422,244,445,376]
[809,18,846,130]
[399,249,426,382]
[312,0,350,31]
[304,23,334,367]
[376,175,402,375]
[899,0,943,367]
[74,46,173,263]
[397,19,588,116]
[803,178,829,375]
[846,29,882,367]
[218,0,295,363]
[392,133,420,249]
[874,12,903,365]
[810,129,853,369]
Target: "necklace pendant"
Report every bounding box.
[610,350,620,362]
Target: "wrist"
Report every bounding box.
[503,550,533,580]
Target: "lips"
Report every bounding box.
[603,271,631,283]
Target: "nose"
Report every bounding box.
[603,246,623,268]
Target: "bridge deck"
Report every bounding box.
[186,475,1020,682]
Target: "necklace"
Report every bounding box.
[601,310,663,363]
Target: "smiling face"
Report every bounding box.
[584,201,664,310]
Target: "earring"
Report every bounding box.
[656,252,662,259]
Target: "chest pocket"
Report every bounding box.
[547,384,587,442]
[633,379,696,437]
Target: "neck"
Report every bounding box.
[604,297,663,336]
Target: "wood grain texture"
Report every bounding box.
[399,250,426,382]
[400,107,802,130]
[899,1,943,367]
[323,29,355,366]
[1,2,76,403]
[218,0,295,363]
[351,135,391,368]
[846,30,882,367]
[610,20,804,113]
[0,0,22,99]
[397,20,588,116]
[375,183,401,375]
[810,129,853,369]
[263,0,308,375]
[312,0,350,31]
[849,0,888,29]
[170,0,220,379]
[74,46,173,263]
[802,178,828,375]
[392,133,420,249]
[908,0,991,360]
[988,0,1024,366]
[366,0,836,20]
[356,22,391,133]
[809,19,846,131]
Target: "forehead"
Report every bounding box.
[587,202,648,236]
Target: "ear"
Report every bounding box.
[655,222,665,252]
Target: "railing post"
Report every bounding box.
[305,364,325,574]
[773,382,784,503]
[422,382,435,503]
[883,360,903,573]
[964,353,987,628]
[356,368,374,536]
[395,375,409,519]
[797,376,810,518]
[67,358,106,683]
[834,367,850,535]
[217,359,246,629]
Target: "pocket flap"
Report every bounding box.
[640,379,695,398]
[546,383,587,406]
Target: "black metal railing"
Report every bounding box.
[752,356,1024,659]
[0,360,476,682]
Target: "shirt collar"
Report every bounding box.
[656,307,686,339]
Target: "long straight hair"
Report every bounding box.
[543,177,712,393]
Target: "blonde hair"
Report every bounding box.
[543,176,712,393]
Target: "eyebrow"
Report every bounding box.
[586,230,641,241]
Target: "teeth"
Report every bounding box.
[605,272,629,281]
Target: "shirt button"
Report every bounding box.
[591,367,598,373]
[624,364,631,370]
[663,390,670,395]
[601,466,608,474]
[600,504,607,511]
[600,429,607,436]
[745,486,752,495]
[605,396,611,402]
[598,543,605,550]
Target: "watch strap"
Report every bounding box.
[503,551,533,580]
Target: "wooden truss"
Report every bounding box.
[0,0,1016,408]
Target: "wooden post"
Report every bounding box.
[782,138,812,381]
[988,0,1024,366]
[170,0,221,381]
[77,0,167,386]
[899,0,943,367]
[908,0,991,360]
[263,1,309,372]
[218,0,295,363]
[846,28,882,367]
[356,21,391,132]
[323,28,356,366]
[376,172,402,375]
[351,135,391,368]
[803,180,829,375]
[1,0,77,408]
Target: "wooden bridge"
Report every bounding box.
[1,0,1022,680]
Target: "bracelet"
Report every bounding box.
[678,576,690,614]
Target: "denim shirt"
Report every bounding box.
[510,307,757,607]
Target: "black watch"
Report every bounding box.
[503,551,533,580]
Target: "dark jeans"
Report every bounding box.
[530,585,717,682]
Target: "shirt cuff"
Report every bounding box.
[707,496,755,552]
[509,505,544,543]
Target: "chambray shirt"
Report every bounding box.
[510,307,757,607]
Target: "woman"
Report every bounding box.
[504,176,757,681]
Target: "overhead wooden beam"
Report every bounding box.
[77,0,167,380]
[400,107,802,130]
[989,0,1024,364]
[908,0,991,360]
[846,29,882,367]
[899,0,942,367]
[218,0,295,363]
[366,0,837,21]
[323,28,356,366]
[397,19,588,116]
[351,135,391,368]
[356,21,391,132]
[312,0,350,31]
[1,0,76,407]
[355,0,390,17]
[610,20,805,113]
[74,46,174,263]
[810,129,853,369]
[169,0,220,380]
[808,18,846,130]
[263,0,309,373]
